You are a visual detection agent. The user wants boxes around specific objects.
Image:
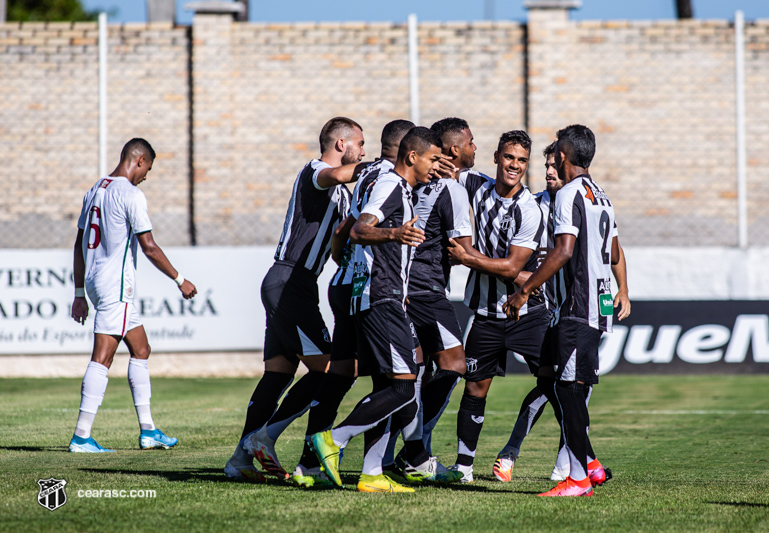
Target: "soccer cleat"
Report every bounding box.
[69,435,115,453]
[245,428,289,480]
[224,441,266,483]
[291,464,335,489]
[493,453,516,483]
[538,476,593,497]
[403,456,463,484]
[449,463,474,484]
[587,459,613,487]
[550,463,570,481]
[310,430,342,487]
[139,428,178,449]
[357,473,415,493]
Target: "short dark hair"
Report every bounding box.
[497,130,532,154]
[555,124,595,168]
[319,117,362,154]
[120,138,156,162]
[397,126,443,161]
[430,117,470,144]
[381,119,415,147]
[543,141,556,158]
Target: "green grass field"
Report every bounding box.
[1,375,768,532]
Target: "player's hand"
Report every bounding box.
[393,216,425,247]
[503,290,527,322]
[435,155,458,180]
[513,271,540,296]
[71,297,89,325]
[447,237,467,265]
[179,280,197,299]
[614,289,631,321]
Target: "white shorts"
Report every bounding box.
[93,301,143,337]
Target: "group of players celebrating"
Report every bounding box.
[67,116,629,498]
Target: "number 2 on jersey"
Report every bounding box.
[599,210,610,265]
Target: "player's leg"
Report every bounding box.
[357,417,413,493]
[494,386,548,482]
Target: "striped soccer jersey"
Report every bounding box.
[350,170,415,313]
[409,177,472,296]
[551,175,618,332]
[458,170,545,319]
[274,159,350,277]
[533,189,564,310]
[77,176,153,308]
[330,159,393,288]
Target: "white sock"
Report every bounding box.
[75,361,109,438]
[128,358,155,431]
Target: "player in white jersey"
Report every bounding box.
[506,125,621,497]
[69,138,197,453]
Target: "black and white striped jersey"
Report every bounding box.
[409,177,472,296]
[274,159,350,277]
[533,190,564,311]
[458,170,545,319]
[330,159,394,288]
[551,175,617,332]
[350,171,415,313]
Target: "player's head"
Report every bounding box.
[319,117,365,165]
[397,126,443,185]
[494,130,531,191]
[543,141,562,195]
[554,124,595,178]
[120,138,155,183]
[430,117,476,169]
[380,119,415,162]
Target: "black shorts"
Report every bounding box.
[540,320,602,385]
[355,301,418,377]
[262,263,331,364]
[464,306,550,382]
[407,293,464,355]
[328,282,356,362]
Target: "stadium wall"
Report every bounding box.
[1,8,768,248]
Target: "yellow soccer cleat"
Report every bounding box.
[357,473,415,493]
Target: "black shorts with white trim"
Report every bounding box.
[540,319,602,384]
[407,292,464,355]
[355,300,418,377]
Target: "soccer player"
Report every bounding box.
[290,119,415,489]
[310,127,443,493]
[225,117,365,482]
[445,129,547,482]
[69,138,197,453]
[505,124,620,497]
[493,141,631,483]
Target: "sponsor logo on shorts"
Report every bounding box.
[466,357,478,374]
[37,478,67,511]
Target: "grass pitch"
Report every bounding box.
[1,374,768,532]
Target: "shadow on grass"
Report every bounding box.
[709,501,769,508]
[0,446,69,452]
[81,467,275,484]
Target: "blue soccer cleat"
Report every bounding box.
[69,435,116,453]
[139,428,178,449]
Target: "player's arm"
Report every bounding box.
[504,233,576,320]
[611,237,630,320]
[350,213,425,247]
[137,232,197,299]
[447,237,532,281]
[71,229,88,325]
[315,162,367,188]
[331,215,355,265]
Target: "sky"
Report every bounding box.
[81,0,769,26]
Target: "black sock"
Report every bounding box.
[555,380,590,480]
[240,371,294,440]
[261,371,325,441]
[456,393,486,467]
[391,397,429,466]
[298,439,319,469]
[583,384,596,461]
[503,385,549,454]
[362,419,391,475]
[305,373,356,436]
[422,369,462,440]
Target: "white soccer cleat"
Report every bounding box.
[492,453,516,482]
[449,463,474,484]
[224,441,266,483]
[245,428,288,480]
[550,464,570,481]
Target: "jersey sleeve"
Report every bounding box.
[510,199,542,251]
[360,176,400,224]
[612,219,619,238]
[444,180,472,238]
[311,160,334,190]
[554,187,581,237]
[457,170,490,198]
[76,193,89,230]
[127,189,153,235]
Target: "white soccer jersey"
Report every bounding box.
[77,176,152,308]
[551,175,618,332]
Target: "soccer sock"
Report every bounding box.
[500,386,548,457]
[392,364,428,466]
[362,418,391,476]
[262,371,325,442]
[456,392,486,467]
[305,372,356,435]
[584,384,596,462]
[421,368,462,453]
[331,377,416,448]
[74,361,109,438]
[240,371,294,440]
[127,358,155,431]
[554,380,590,481]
